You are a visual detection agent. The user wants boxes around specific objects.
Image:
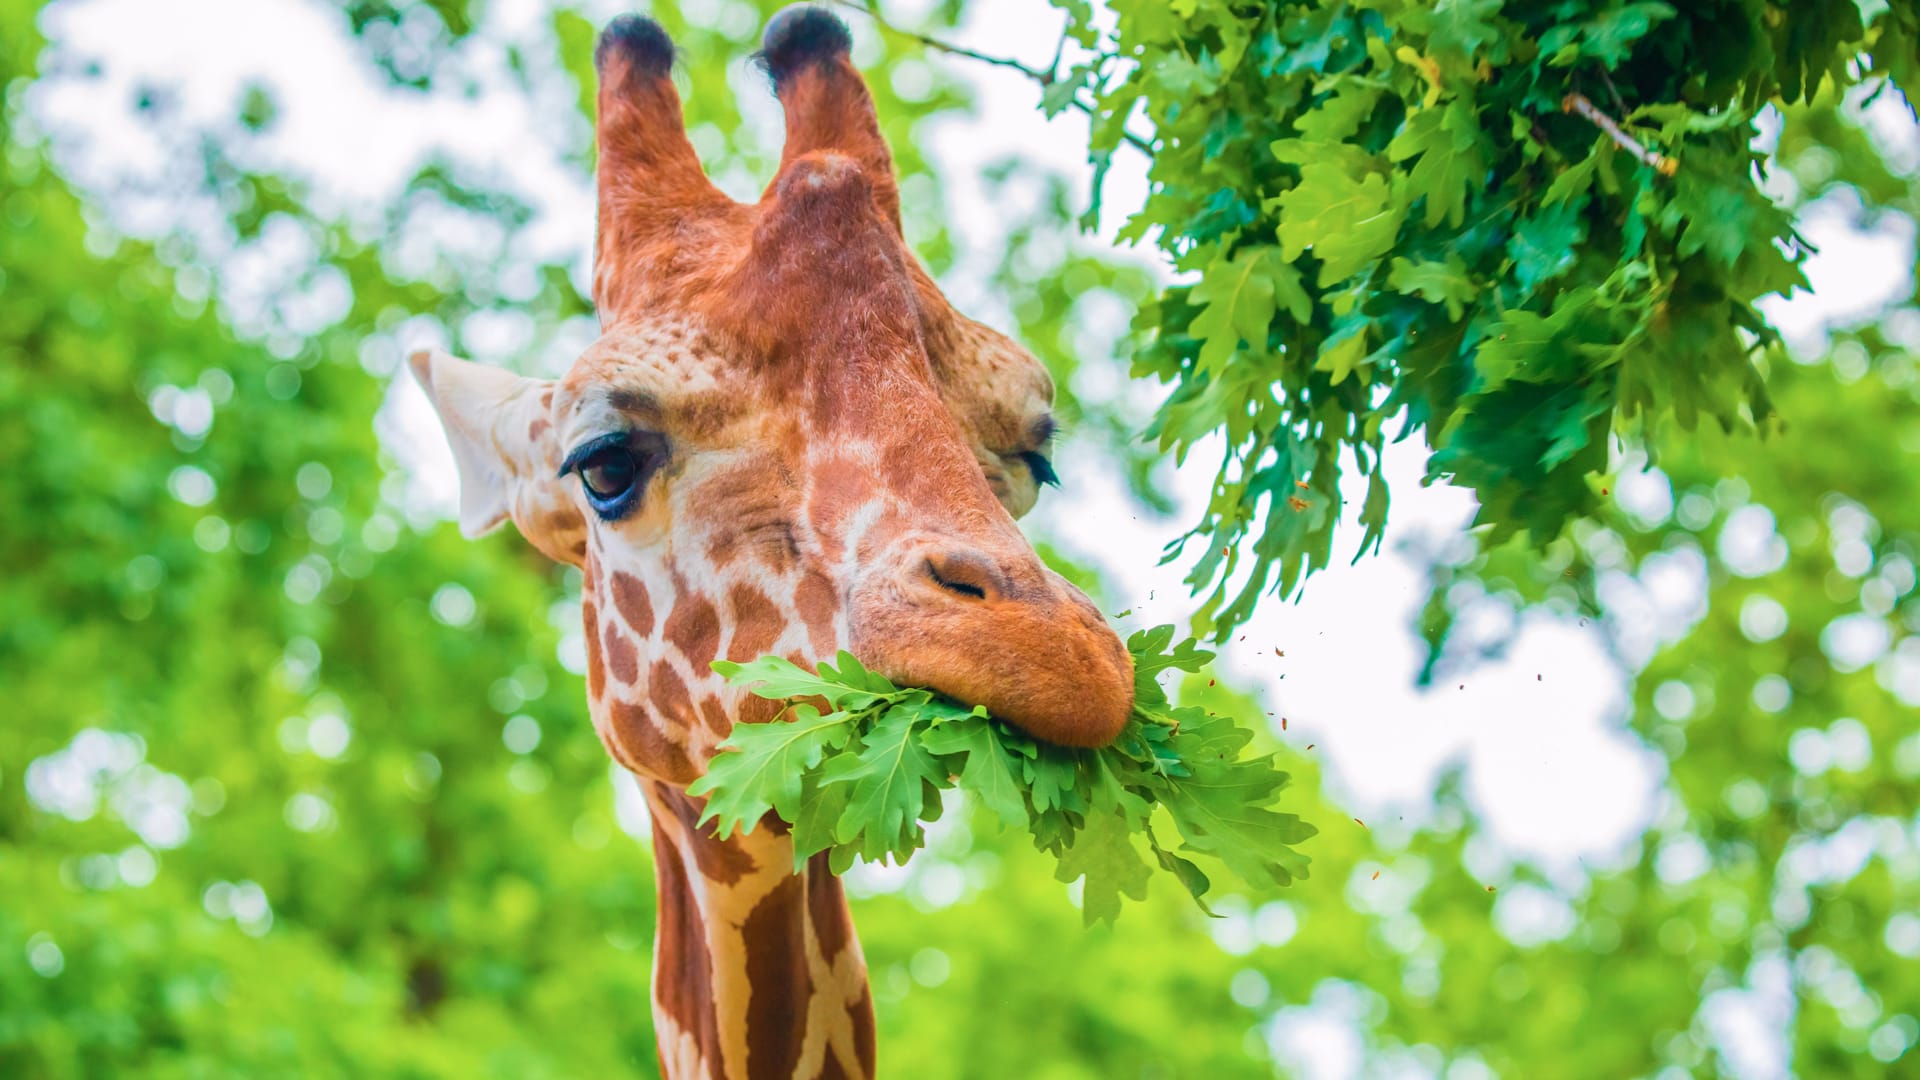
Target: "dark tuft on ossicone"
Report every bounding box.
[595,14,675,78]
[755,5,853,90]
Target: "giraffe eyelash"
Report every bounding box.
[1020,450,1060,488]
[558,431,630,479]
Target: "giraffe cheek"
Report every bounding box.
[722,584,783,663]
[649,659,696,727]
[603,621,640,685]
[583,596,608,701]
[697,697,730,736]
[598,697,698,785]
[663,592,721,674]
[793,569,840,658]
[610,570,656,636]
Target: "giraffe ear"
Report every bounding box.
[408,350,581,560]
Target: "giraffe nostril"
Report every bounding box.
[922,549,1003,603]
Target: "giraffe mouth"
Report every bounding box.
[849,541,1134,748]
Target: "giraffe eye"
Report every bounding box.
[561,431,668,521]
[580,446,637,500]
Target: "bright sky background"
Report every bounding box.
[25,1,1920,1076]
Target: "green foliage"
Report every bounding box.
[693,628,1315,925]
[1059,0,1920,638]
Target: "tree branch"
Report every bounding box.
[1563,92,1679,177]
[829,0,1152,155]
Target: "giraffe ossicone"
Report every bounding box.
[410,6,1133,1077]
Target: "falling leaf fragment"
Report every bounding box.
[1281,717,1288,730]
[1371,870,1381,881]
[1287,495,1310,512]
[1354,817,1366,828]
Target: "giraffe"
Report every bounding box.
[407,7,1135,1078]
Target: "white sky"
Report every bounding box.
[25,1,1919,1075]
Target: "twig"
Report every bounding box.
[828,0,1053,81]
[1563,92,1679,177]
[1595,67,1629,118]
[829,0,1153,154]
[1045,23,1072,85]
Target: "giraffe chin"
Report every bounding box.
[847,544,1135,749]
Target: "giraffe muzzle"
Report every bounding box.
[850,539,1135,748]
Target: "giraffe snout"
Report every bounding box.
[851,540,1134,748]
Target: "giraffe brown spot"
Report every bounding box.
[757,810,792,838]
[610,571,655,636]
[806,852,854,963]
[648,792,727,1074]
[528,416,551,443]
[743,873,810,1080]
[652,785,756,885]
[794,570,838,658]
[649,659,696,728]
[698,697,730,737]
[850,983,876,1077]
[818,1050,852,1080]
[736,692,784,728]
[582,596,607,701]
[725,584,785,663]
[603,620,639,685]
[664,591,720,674]
[606,698,695,784]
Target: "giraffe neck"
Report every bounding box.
[641,780,875,1080]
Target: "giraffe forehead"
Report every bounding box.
[554,322,760,445]
[557,325,968,450]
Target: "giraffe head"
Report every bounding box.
[411,7,1133,785]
